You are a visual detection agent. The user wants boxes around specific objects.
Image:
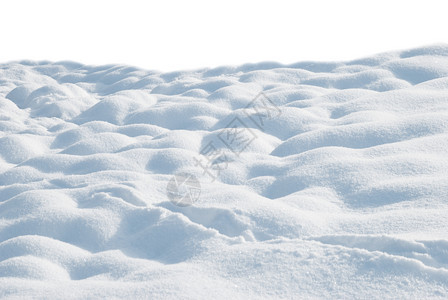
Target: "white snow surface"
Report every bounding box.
[1,45,448,299]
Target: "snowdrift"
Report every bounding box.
[1,45,448,298]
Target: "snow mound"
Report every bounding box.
[1,46,448,298]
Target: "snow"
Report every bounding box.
[1,45,448,299]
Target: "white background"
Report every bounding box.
[1,0,447,71]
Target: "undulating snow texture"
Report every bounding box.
[0,45,448,299]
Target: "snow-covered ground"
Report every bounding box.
[0,45,448,299]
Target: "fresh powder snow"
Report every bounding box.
[0,45,448,299]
